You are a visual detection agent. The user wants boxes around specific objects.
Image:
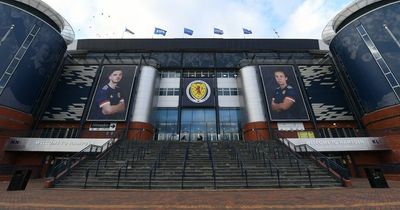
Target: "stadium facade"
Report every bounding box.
[0,0,399,180]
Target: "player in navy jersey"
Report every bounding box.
[271,70,301,119]
[93,69,126,119]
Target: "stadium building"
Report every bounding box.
[0,0,399,186]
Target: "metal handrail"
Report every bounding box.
[277,137,350,181]
[181,141,190,189]
[254,141,313,187]
[296,143,350,180]
[228,144,248,188]
[82,140,132,188]
[148,141,170,189]
[52,136,119,185]
[206,140,217,189]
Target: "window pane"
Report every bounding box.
[230,109,238,121]
[159,109,167,122]
[167,109,178,122]
[181,109,192,122]
[219,110,230,122]
[223,88,230,95]
[205,110,216,122]
[174,88,180,95]
[167,88,174,96]
[231,88,238,95]
[192,109,204,121]
[217,88,223,95]
[160,88,166,96]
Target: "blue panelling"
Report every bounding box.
[330,2,400,113]
[0,2,66,113]
[42,65,98,121]
[299,65,353,121]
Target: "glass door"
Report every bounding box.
[180,108,216,141]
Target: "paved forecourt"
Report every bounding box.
[0,178,399,209]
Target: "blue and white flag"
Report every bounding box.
[214,28,224,35]
[243,28,252,34]
[184,28,193,36]
[154,27,167,36]
[125,27,135,35]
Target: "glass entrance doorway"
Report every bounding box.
[180,109,217,141]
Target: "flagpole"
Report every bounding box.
[121,30,125,39]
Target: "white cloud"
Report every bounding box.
[280,0,352,39]
[42,0,352,39]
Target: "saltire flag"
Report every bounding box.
[154,27,167,36]
[214,28,224,35]
[125,27,135,35]
[243,28,252,34]
[184,28,193,35]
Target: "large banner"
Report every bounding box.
[87,65,137,121]
[259,65,309,121]
[181,78,215,107]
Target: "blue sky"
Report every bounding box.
[43,0,353,39]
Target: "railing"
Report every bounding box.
[52,137,119,186]
[261,151,281,187]
[296,143,350,180]
[278,137,350,182]
[181,141,190,189]
[83,143,120,188]
[148,141,170,189]
[257,141,314,187]
[228,144,248,188]
[206,140,217,189]
[84,140,151,189]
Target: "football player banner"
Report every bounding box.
[259,65,309,121]
[87,65,137,121]
[181,78,215,107]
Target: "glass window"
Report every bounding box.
[181,109,192,122]
[159,109,167,122]
[24,35,34,47]
[394,87,400,99]
[219,109,230,122]
[222,72,228,78]
[167,88,174,96]
[386,74,398,87]
[376,58,390,73]
[217,88,223,96]
[228,71,235,78]
[205,110,216,122]
[174,88,180,95]
[15,48,26,60]
[231,88,238,95]
[159,88,166,96]
[161,71,168,78]
[0,74,11,87]
[166,109,178,122]
[223,88,230,95]
[230,109,239,122]
[192,109,204,122]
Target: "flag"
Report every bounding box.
[184,28,193,36]
[243,28,252,34]
[214,28,223,35]
[125,27,135,35]
[154,27,167,36]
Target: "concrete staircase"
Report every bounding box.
[54,140,342,189]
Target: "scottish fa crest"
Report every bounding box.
[186,80,211,103]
